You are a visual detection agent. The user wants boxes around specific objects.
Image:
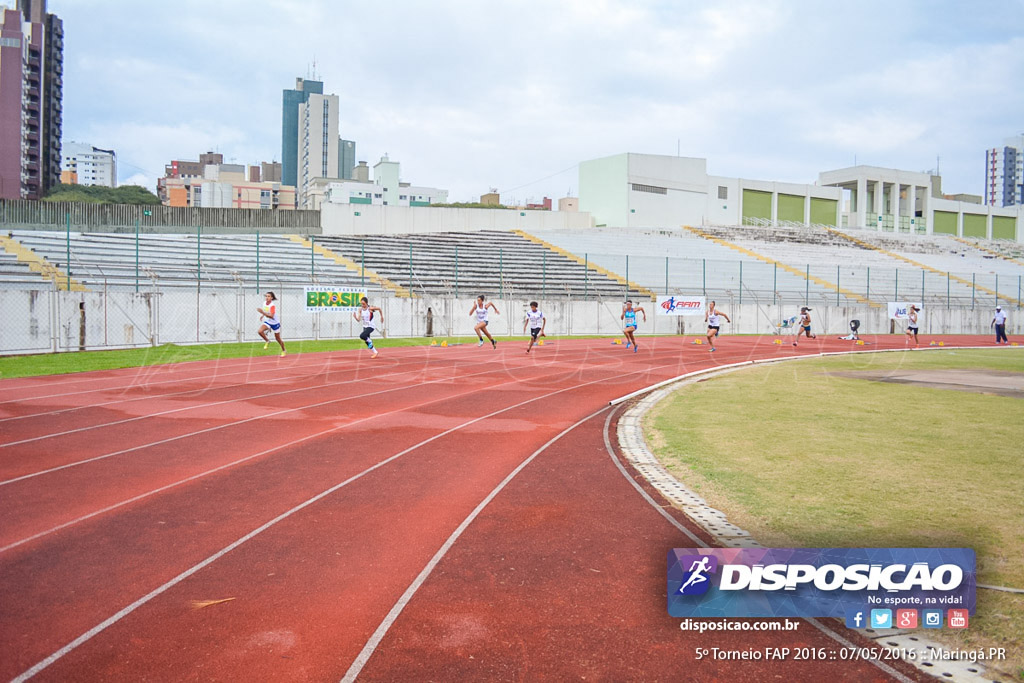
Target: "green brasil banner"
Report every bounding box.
[304,286,366,312]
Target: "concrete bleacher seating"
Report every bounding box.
[3,231,367,291]
[313,230,643,299]
[533,226,862,305]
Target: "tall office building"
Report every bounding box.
[296,92,339,208]
[281,77,322,188]
[339,138,356,180]
[985,135,1024,207]
[0,0,63,200]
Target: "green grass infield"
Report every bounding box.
[644,349,1024,678]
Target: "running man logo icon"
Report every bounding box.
[677,555,718,595]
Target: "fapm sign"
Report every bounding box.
[656,296,706,316]
[888,302,922,320]
[668,548,975,619]
[304,287,366,312]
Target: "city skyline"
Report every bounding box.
[54,0,1024,204]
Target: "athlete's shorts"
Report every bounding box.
[708,325,720,331]
[625,325,637,332]
[908,326,918,333]
[262,321,281,333]
[360,326,374,341]
[530,327,542,340]
[802,325,811,331]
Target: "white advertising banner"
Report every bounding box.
[656,295,706,316]
[304,286,366,312]
[888,302,922,320]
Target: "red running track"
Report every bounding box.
[1,334,997,681]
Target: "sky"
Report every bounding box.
[53,0,1024,204]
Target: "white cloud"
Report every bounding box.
[53,0,1024,201]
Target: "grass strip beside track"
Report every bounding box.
[644,349,1024,680]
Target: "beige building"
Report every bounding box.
[159,156,295,209]
[558,197,579,212]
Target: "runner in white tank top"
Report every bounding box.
[705,300,730,352]
[523,301,546,354]
[470,295,500,349]
[353,297,383,358]
[257,291,286,357]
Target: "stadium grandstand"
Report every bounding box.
[0,225,1020,305]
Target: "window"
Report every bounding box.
[718,186,728,200]
[631,183,667,195]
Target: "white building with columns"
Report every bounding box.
[819,165,1021,241]
[578,153,842,229]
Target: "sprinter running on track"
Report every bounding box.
[705,301,729,352]
[257,291,286,357]
[524,301,546,353]
[792,307,816,346]
[621,300,646,353]
[354,297,383,358]
[472,295,499,349]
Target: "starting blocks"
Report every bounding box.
[429,340,437,346]
[440,340,448,347]
[938,341,944,346]
[612,339,622,345]
[1013,342,1019,347]
[929,341,936,346]
[692,339,703,345]
[537,340,544,346]
[773,339,782,345]
[855,340,865,346]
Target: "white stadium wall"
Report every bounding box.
[0,287,1012,355]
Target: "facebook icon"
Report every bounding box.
[845,607,867,629]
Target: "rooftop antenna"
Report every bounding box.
[936,155,940,176]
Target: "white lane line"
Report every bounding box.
[0,340,608,420]
[0,377,527,554]
[0,356,504,447]
[0,351,664,549]
[10,358,661,682]
[603,393,916,683]
[0,345,642,486]
[340,406,612,683]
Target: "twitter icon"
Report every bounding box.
[870,609,893,629]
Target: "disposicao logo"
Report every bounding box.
[667,548,975,619]
[676,555,718,595]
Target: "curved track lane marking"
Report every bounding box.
[340,406,612,683]
[10,358,677,682]
[602,393,916,683]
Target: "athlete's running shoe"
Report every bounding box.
[491,339,497,349]
[709,347,715,352]
[280,351,287,357]
[263,342,269,349]
[478,339,484,347]
[633,344,638,353]
[625,342,632,349]
[371,348,379,358]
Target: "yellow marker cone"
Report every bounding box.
[429,340,437,346]
[938,341,944,346]
[440,340,448,347]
